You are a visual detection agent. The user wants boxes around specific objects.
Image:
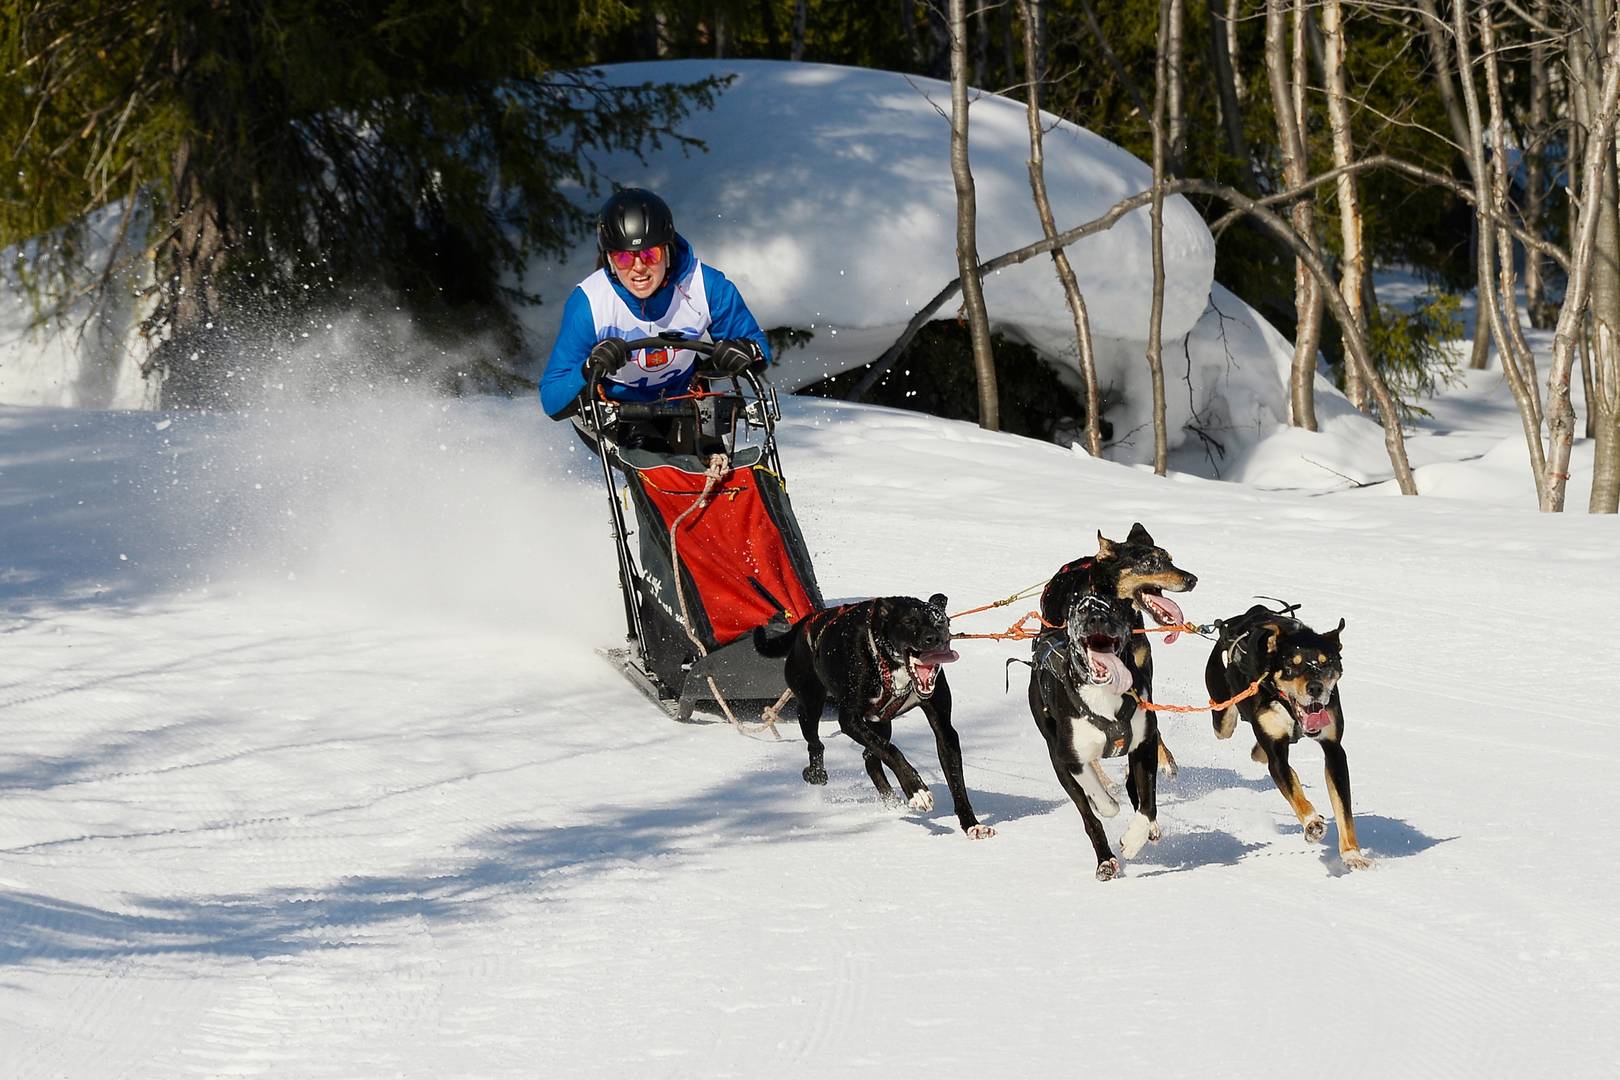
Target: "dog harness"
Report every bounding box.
[1034,628,1136,757]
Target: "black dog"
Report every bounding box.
[1205,604,1370,870]
[1025,523,1196,879]
[755,594,995,839]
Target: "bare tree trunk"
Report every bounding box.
[1147,0,1173,473]
[1211,0,1258,192]
[1541,3,1620,510]
[1168,0,1187,174]
[1018,0,1104,456]
[1267,0,1321,429]
[1227,0,1243,94]
[949,0,999,430]
[792,0,808,61]
[1462,2,1550,504]
[1320,0,1367,409]
[1416,0,1492,369]
[1524,0,1554,328]
[974,0,989,87]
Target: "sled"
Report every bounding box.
[579,335,823,721]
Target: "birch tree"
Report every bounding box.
[948,0,1000,429]
[1018,0,1104,456]
[1267,0,1323,429]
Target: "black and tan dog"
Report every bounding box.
[1040,523,1198,782]
[1205,604,1371,870]
[1028,519,1208,881]
[754,594,995,839]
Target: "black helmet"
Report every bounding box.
[597,188,675,254]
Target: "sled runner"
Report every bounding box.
[579,335,823,721]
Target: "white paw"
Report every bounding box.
[965,824,996,840]
[1148,821,1162,843]
[1120,812,1154,858]
[1095,857,1121,882]
[908,787,935,812]
[1342,849,1372,870]
[1303,815,1326,843]
[1090,792,1121,819]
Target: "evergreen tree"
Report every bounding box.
[1,0,718,404]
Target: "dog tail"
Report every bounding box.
[752,615,805,658]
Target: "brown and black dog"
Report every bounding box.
[755,594,995,839]
[1040,523,1198,783]
[1028,524,1198,878]
[1205,604,1371,870]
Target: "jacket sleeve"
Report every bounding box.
[701,265,772,365]
[540,287,600,418]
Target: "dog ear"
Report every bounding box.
[1260,622,1282,654]
[872,596,894,620]
[1096,531,1116,558]
[928,592,948,611]
[1324,618,1345,649]
[1126,521,1154,546]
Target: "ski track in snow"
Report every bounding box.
[1,395,1618,1077]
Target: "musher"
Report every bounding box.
[539,188,771,452]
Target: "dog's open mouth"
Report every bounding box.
[1290,699,1334,736]
[1136,587,1186,643]
[907,649,958,696]
[1081,634,1130,693]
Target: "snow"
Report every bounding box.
[3,375,1618,1076]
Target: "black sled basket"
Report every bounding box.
[579,336,823,720]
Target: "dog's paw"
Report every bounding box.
[1303,815,1326,843]
[1095,857,1121,882]
[1157,744,1179,779]
[1214,711,1238,739]
[1342,848,1373,871]
[1120,812,1154,858]
[802,763,828,785]
[907,787,935,813]
[1148,821,1163,843]
[965,823,997,840]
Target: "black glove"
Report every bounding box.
[582,337,630,380]
[705,338,765,377]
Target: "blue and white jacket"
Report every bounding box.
[539,234,771,418]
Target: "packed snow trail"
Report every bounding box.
[1,394,1617,1078]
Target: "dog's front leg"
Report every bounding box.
[1120,723,1161,858]
[1043,741,1120,879]
[920,682,994,839]
[1259,736,1324,841]
[1321,738,1370,869]
[836,707,932,812]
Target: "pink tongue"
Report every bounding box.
[1302,708,1333,734]
[919,649,959,665]
[1087,649,1130,693]
[1143,594,1185,643]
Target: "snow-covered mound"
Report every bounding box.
[525,60,1213,349]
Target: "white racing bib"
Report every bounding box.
[580,259,712,394]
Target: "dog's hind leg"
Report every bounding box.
[797,683,829,785]
[1321,738,1370,869]
[860,717,900,805]
[837,708,932,812]
[1156,740,1179,778]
